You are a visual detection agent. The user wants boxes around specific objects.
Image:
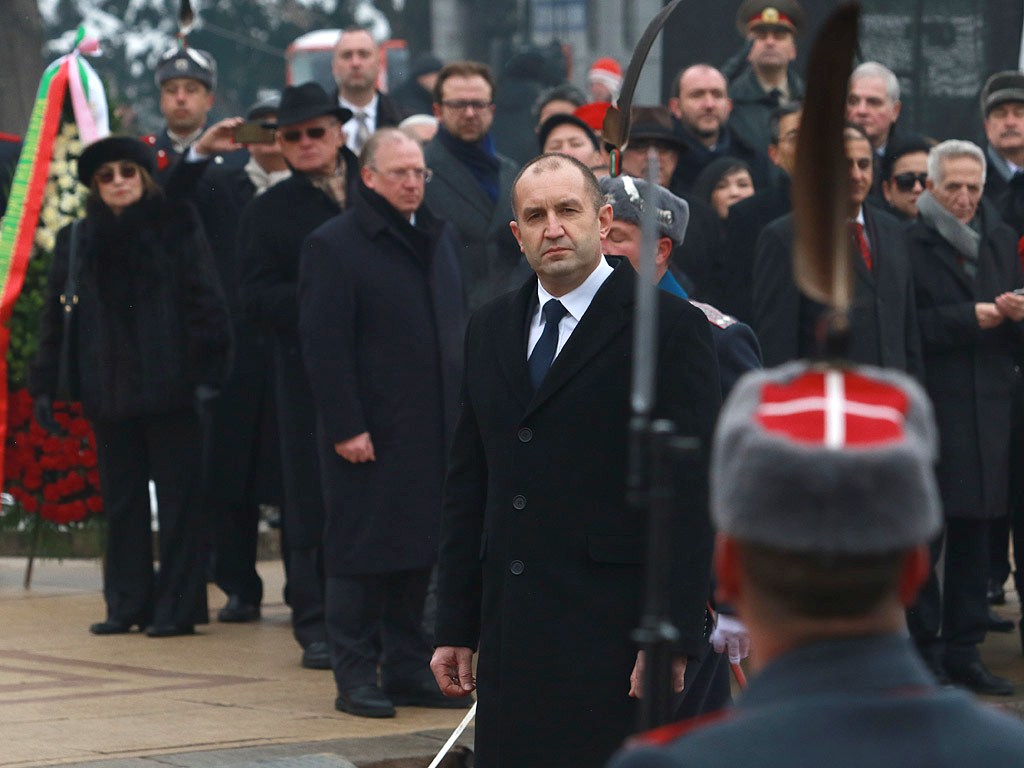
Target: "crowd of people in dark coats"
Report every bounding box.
[13,0,1024,764]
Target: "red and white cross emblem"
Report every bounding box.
[755,369,909,448]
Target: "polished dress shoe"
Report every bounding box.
[89,620,138,635]
[987,608,1015,633]
[146,624,195,638]
[987,578,1007,605]
[217,595,261,623]
[301,640,331,670]
[334,685,396,718]
[946,658,1014,696]
[387,683,473,709]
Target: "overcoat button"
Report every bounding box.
[518,427,533,442]
[512,495,527,510]
[510,560,524,575]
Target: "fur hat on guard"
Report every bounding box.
[712,361,942,555]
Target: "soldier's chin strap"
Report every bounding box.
[601,0,685,176]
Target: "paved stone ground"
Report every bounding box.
[3,556,1024,767]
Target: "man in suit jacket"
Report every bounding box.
[752,124,923,378]
[330,27,403,158]
[430,154,721,767]
[424,61,530,311]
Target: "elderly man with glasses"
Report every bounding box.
[424,60,530,311]
[299,128,467,718]
[238,82,359,672]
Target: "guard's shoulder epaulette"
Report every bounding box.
[140,133,158,145]
[623,709,731,750]
[689,300,739,330]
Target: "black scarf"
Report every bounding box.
[436,125,501,203]
[358,183,436,268]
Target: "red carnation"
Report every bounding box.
[86,496,103,513]
[21,496,39,514]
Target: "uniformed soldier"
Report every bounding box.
[727,0,806,154]
[608,361,1024,768]
[143,46,245,183]
[598,174,762,399]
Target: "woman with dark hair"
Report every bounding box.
[30,136,231,637]
[692,156,756,220]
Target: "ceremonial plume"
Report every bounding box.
[791,2,860,335]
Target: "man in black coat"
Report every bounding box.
[752,124,923,377]
[300,129,467,718]
[165,97,292,624]
[713,102,800,322]
[0,132,21,218]
[905,140,1024,696]
[239,83,357,670]
[668,64,774,195]
[430,154,721,767]
[330,27,403,158]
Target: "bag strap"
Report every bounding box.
[59,220,82,315]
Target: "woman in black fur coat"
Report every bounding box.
[30,136,232,637]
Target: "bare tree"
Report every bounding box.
[0,0,44,136]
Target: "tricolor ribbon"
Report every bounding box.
[0,28,108,490]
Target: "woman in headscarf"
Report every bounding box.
[692,156,756,220]
[30,136,231,638]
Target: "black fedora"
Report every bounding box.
[627,106,688,154]
[276,82,353,128]
[78,136,155,186]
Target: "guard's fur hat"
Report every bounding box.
[712,361,942,554]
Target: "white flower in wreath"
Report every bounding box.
[35,228,55,252]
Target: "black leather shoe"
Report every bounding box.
[146,624,195,638]
[987,608,1015,633]
[89,620,136,635]
[988,578,1007,605]
[946,659,1014,696]
[301,640,331,670]
[217,595,261,623]
[387,684,473,709]
[334,685,396,718]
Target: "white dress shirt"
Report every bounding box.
[340,93,379,156]
[527,257,614,360]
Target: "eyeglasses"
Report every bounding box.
[280,126,329,143]
[440,99,492,112]
[95,163,139,185]
[892,172,928,192]
[371,167,433,183]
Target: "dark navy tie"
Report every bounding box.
[528,299,568,389]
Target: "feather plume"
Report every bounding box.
[791,2,860,321]
[178,0,195,37]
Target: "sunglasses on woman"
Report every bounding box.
[96,163,139,185]
[892,172,927,192]
[279,126,330,143]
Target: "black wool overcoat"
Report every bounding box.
[299,186,466,575]
[907,202,1024,519]
[435,259,721,768]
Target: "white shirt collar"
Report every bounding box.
[535,256,614,322]
[340,93,379,122]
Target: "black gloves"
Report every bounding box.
[33,394,62,436]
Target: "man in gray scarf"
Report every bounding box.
[906,139,1024,696]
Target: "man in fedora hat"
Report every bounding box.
[619,106,722,301]
[727,1,806,154]
[238,82,358,670]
